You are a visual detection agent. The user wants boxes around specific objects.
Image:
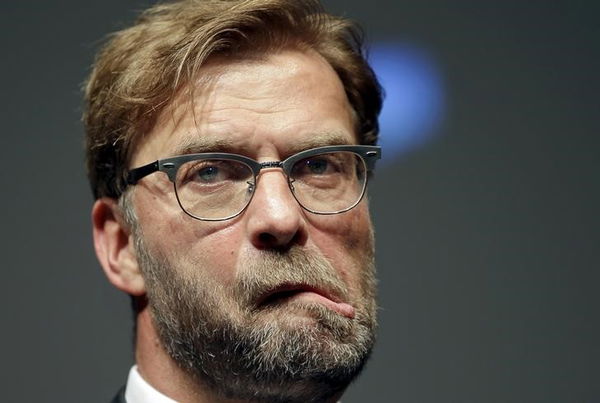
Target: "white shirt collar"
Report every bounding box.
[124,365,178,403]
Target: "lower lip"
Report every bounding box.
[288,291,356,319]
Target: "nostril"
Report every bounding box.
[257,230,302,251]
[258,232,277,246]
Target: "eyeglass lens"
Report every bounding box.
[173,151,367,220]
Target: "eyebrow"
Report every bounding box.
[286,132,356,155]
[170,137,237,156]
[168,131,356,158]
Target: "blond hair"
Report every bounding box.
[83,0,382,199]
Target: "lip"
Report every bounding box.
[256,283,355,319]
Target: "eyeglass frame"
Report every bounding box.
[125,144,382,221]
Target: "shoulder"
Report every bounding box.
[110,386,126,403]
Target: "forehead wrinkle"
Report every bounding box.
[141,85,213,158]
[164,83,292,150]
[167,102,308,156]
[141,50,358,162]
[167,130,353,159]
[202,102,297,116]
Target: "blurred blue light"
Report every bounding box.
[369,43,445,163]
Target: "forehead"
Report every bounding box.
[130,49,356,166]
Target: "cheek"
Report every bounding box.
[135,188,183,248]
[187,224,244,285]
[309,203,373,288]
[135,189,244,286]
[311,202,372,250]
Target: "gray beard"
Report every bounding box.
[134,231,377,403]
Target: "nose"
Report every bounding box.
[245,168,307,250]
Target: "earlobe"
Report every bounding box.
[92,197,146,296]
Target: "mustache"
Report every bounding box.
[233,246,349,309]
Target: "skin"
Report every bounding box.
[92,48,374,402]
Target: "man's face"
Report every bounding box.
[128,49,377,402]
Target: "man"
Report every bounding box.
[84,0,382,402]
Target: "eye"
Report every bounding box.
[179,160,252,186]
[305,158,329,174]
[196,165,221,183]
[292,154,342,177]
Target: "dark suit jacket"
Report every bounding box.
[111,386,126,403]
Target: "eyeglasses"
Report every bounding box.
[125,145,381,221]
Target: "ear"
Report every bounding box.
[92,197,146,296]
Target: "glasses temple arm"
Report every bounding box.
[126,161,160,186]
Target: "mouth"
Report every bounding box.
[256,283,355,319]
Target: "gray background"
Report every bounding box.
[1,1,598,402]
